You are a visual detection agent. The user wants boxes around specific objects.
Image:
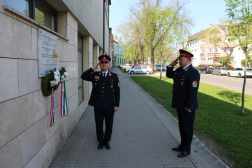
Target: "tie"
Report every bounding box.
[103,73,106,77]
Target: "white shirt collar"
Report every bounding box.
[102,70,109,76]
[183,63,191,69]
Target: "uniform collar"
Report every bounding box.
[183,63,191,70]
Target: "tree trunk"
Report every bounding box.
[160,46,163,81]
[141,45,144,64]
[241,52,248,115]
[146,44,149,66]
[151,47,155,68]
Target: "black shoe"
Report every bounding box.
[178,151,191,158]
[98,142,103,150]
[172,147,182,151]
[103,142,111,149]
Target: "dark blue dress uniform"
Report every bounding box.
[166,50,200,154]
[81,56,120,146]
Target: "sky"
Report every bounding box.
[109,0,227,37]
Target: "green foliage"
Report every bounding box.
[241,55,252,66]
[35,8,45,25]
[132,76,252,168]
[218,57,231,65]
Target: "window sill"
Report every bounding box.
[2,5,69,41]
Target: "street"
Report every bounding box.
[200,74,252,95]
[150,71,252,95]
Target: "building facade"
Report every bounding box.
[186,23,245,68]
[0,0,112,167]
[112,35,127,66]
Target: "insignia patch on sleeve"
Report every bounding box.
[192,81,198,87]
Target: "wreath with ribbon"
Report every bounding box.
[41,68,61,96]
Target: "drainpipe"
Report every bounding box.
[108,5,110,56]
[103,0,106,55]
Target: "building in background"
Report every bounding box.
[185,23,245,68]
[0,0,112,167]
[112,35,127,66]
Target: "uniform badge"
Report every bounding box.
[103,57,106,59]
[185,67,189,71]
[181,81,184,85]
[118,82,120,87]
[111,85,113,88]
[109,72,112,76]
[95,76,100,80]
[99,72,101,75]
[192,81,198,87]
[110,79,114,81]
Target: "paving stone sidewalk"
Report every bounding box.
[50,68,228,168]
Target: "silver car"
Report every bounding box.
[212,67,229,76]
[128,65,153,75]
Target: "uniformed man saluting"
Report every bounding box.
[166,49,200,158]
[81,55,120,150]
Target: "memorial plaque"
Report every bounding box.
[38,29,59,77]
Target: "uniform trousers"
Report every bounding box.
[177,109,195,152]
[94,107,114,143]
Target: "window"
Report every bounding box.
[3,0,57,31]
[225,47,231,53]
[201,48,205,53]
[200,57,205,63]
[3,0,29,16]
[208,48,219,53]
[208,57,213,62]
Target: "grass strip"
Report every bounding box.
[131,76,252,168]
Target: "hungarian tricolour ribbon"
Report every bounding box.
[60,82,68,116]
[50,88,55,127]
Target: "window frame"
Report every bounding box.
[3,0,57,32]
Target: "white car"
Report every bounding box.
[227,67,252,78]
[121,64,133,69]
[128,65,153,75]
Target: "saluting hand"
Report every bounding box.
[93,62,100,70]
[170,58,178,66]
[114,106,118,113]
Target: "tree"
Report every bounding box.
[225,0,252,114]
[118,0,192,68]
[218,56,231,66]
[241,55,252,67]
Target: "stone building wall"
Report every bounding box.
[0,0,104,167]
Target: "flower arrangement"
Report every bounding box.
[41,68,61,96]
[50,68,61,87]
[59,67,68,82]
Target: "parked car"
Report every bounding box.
[198,66,213,74]
[131,64,145,69]
[155,64,166,71]
[121,64,133,69]
[227,67,252,78]
[128,65,153,75]
[212,67,229,76]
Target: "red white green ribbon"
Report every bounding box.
[50,88,55,127]
[60,82,68,116]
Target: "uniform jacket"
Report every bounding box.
[81,68,120,109]
[166,64,200,110]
